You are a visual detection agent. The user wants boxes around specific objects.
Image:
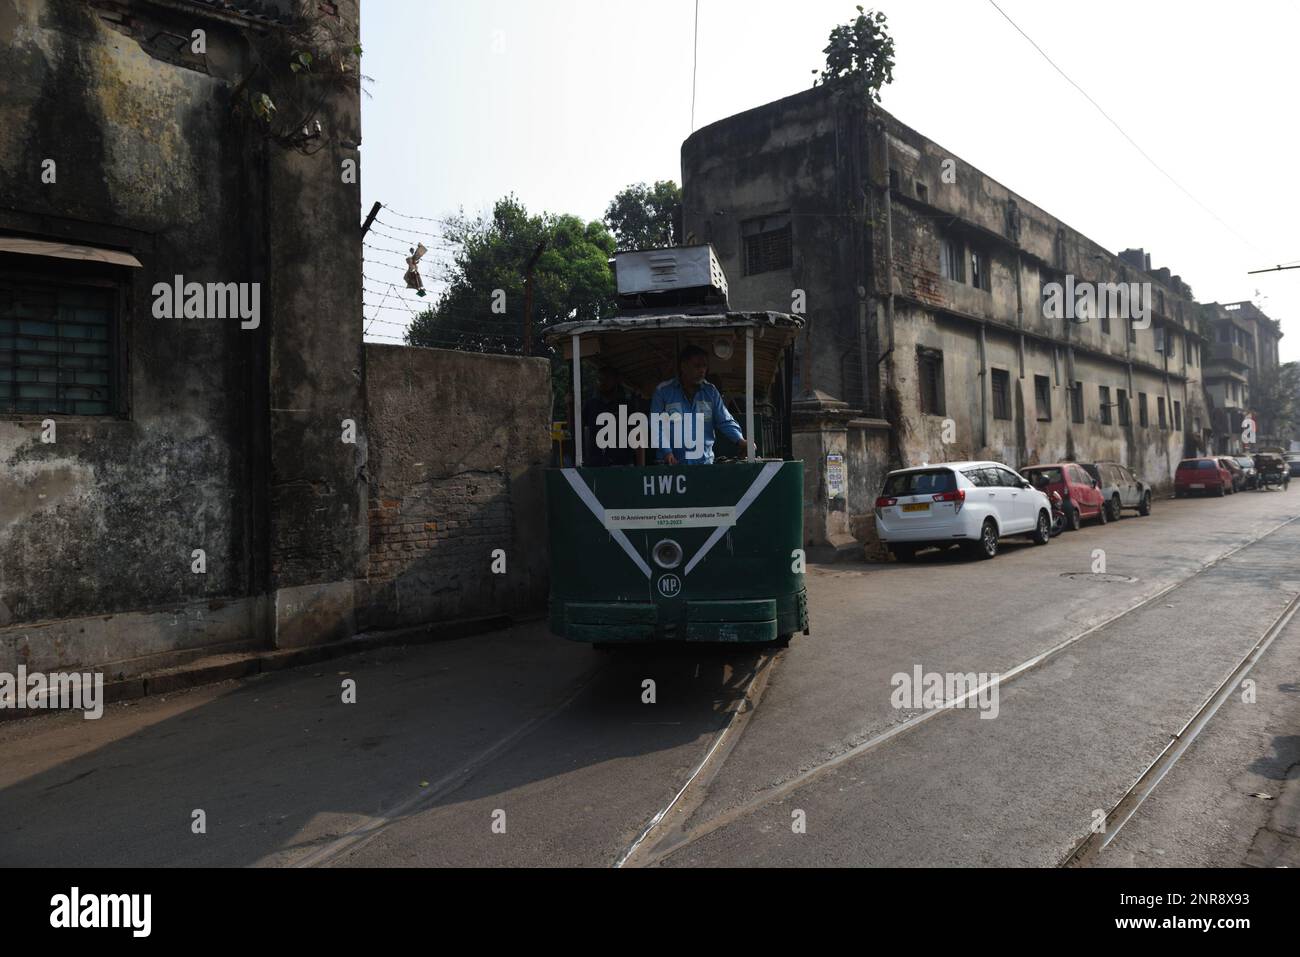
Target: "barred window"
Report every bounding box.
[742,214,792,276]
[970,247,990,291]
[1118,388,1130,427]
[1,278,116,415]
[1099,385,1112,425]
[1071,381,1084,424]
[1034,374,1051,421]
[917,347,945,416]
[991,368,1010,420]
[1138,393,1149,427]
[940,237,964,283]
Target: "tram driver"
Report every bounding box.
[650,345,752,465]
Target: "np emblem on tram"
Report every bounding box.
[657,574,682,598]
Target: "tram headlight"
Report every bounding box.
[652,539,683,570]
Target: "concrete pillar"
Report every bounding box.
[792,390,858,558]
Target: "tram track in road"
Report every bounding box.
[615,650,779,867]
[629,513,1300,868]
[293,665,611,868]
[296,645,777,868]
[1062,588,1300,867]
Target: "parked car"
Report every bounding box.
[1286,453,1300,478]
[1218,457,1245,493]
[875,461,1052,561]
[1020,462,1107,531]
[1233,456,1259,490]
[1174,458,1233,497]
[1080,461,1153,519]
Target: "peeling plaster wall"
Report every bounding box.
[0,0,366,669]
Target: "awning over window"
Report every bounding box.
[0,236,142,268]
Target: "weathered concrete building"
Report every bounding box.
[1,0,548,680]
[1199,300,1284,452]
[682,87,1211,549]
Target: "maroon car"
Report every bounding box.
[1021,462,1107,531]
[1175,458,1233,497]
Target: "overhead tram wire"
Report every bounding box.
[985,0,1262,255]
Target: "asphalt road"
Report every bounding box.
[2,485,1297,867]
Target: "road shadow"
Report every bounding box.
[0,623,769,867]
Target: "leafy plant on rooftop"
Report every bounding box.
[813,6,896,104]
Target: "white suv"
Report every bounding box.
[874,461,1053,561]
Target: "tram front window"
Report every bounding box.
[582,364,645,468]
[650,345,750,465]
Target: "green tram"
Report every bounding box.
[542,246,809,646]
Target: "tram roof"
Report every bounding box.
[544,311,803,399]
[543,310,803,341]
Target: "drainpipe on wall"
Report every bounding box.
[877,121,896,381]
[978,322,988,450]
[1016,250,1026,380]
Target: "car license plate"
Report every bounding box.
[902,503,929,512]
[1190,483,1204,489]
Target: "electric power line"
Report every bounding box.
[986,0,1262,256]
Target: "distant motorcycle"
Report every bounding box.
[1048,490,1067,537]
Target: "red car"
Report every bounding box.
[1175,458,1233,497]
[1021,462,1107,531]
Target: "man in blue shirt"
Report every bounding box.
[650,345,749,465]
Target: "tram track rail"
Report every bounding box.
[628,513,1300,868]
[1063,587,1300,867]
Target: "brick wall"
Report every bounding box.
[359,344,551,632]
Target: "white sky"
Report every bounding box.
[359,0,1299,361]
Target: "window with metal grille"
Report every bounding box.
[1173,400,1182,431]
[1,279,115,415]
[970,247,990,291]
[1158,396,1167,429]
[741,214,792,276]
[917,347,945,416]
[991,368,1010,420]
[1034,375,1051,421]
[1118,388,1130,427]
[939,238,964,283]
[1138,393,1148,427]
[1071,381,1084,424]
[1099,385,1112,425]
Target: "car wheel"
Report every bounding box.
[1216,483,1226,497]
[1066,502,1082,531]
[1109,495,1122,521]
[1174,489,1183,499]
[891,544,917,562]
[973,520,998,560]
[1032,510,1050,545]
[1138,492,1151,516]
[1096,499,1108,525]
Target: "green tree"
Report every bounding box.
[1252,361,1300,444]
[604,180,682,252]
[813,6,896,104]
[405,195,617,356]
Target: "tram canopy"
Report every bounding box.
[542,311,803,400]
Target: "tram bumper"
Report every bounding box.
[558,597,789,643]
